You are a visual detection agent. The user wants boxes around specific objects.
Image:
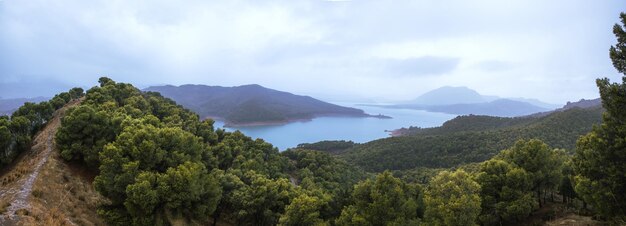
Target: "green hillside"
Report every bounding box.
[337,106,603,172]
[0,88,84,168]
[44,77,376,225]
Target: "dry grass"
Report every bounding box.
[31,189,43,199]
[0,201,9,214]
[0,165,30,187]
[507,201,606,226]
[26,138,107,226]
[544,213,604,226]
[15,208,29,216]
[0,100,106,225]
[41,207,74,226]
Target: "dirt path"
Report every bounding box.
[0,101,81,225]
[1,132,55,219]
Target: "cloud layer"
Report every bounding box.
[0,0,624,102]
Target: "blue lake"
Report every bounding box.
[213,103,457,150]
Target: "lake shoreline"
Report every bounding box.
[207,113,392,128]
[209,104,456,150]
[385,128,407,137]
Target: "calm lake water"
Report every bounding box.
[213,103,457,150]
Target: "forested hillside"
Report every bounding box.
[144,84,370,126]
[397,97,601,136]
[527,98,601,117]
[337,106,602,172]
[0,88,83,169]
[48,78,377,225]
[295,140,359,154]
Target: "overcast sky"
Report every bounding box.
[0,0,624,103]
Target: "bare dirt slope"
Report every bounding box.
[0,100,106,226]
[544,213,602,226]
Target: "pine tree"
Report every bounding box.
[336,171,422,226]
[476,159,535,225]
[573,12,626,223]
[424,170,481,226]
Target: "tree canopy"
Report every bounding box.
[476,159,535,225]
[423,170,481,226]
[0,87,83,169]
[336,171,422,226]
[573,12,626,223]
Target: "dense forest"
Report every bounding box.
[296,140,359,154]
[335,106,602,172]
[51,77,379,225]
[0,11,625,226]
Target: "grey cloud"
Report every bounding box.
[0,79,76,99]
[382,56,461,77]
[473,60,513,72]
[0,0,623,103]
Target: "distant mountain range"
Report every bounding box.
[528,98,601,118]
[372,86,562,117]
[144,84,386,126]
[0,97,49,115]
[411,99,549,117]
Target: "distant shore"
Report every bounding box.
[386,128,407,137]
[206,113,392,128]
[369,113,392,119]
[224,118,313,127]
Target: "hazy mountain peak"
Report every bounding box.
[237,84,264,88]
[410,86,485,105]
[406,86,558,111]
